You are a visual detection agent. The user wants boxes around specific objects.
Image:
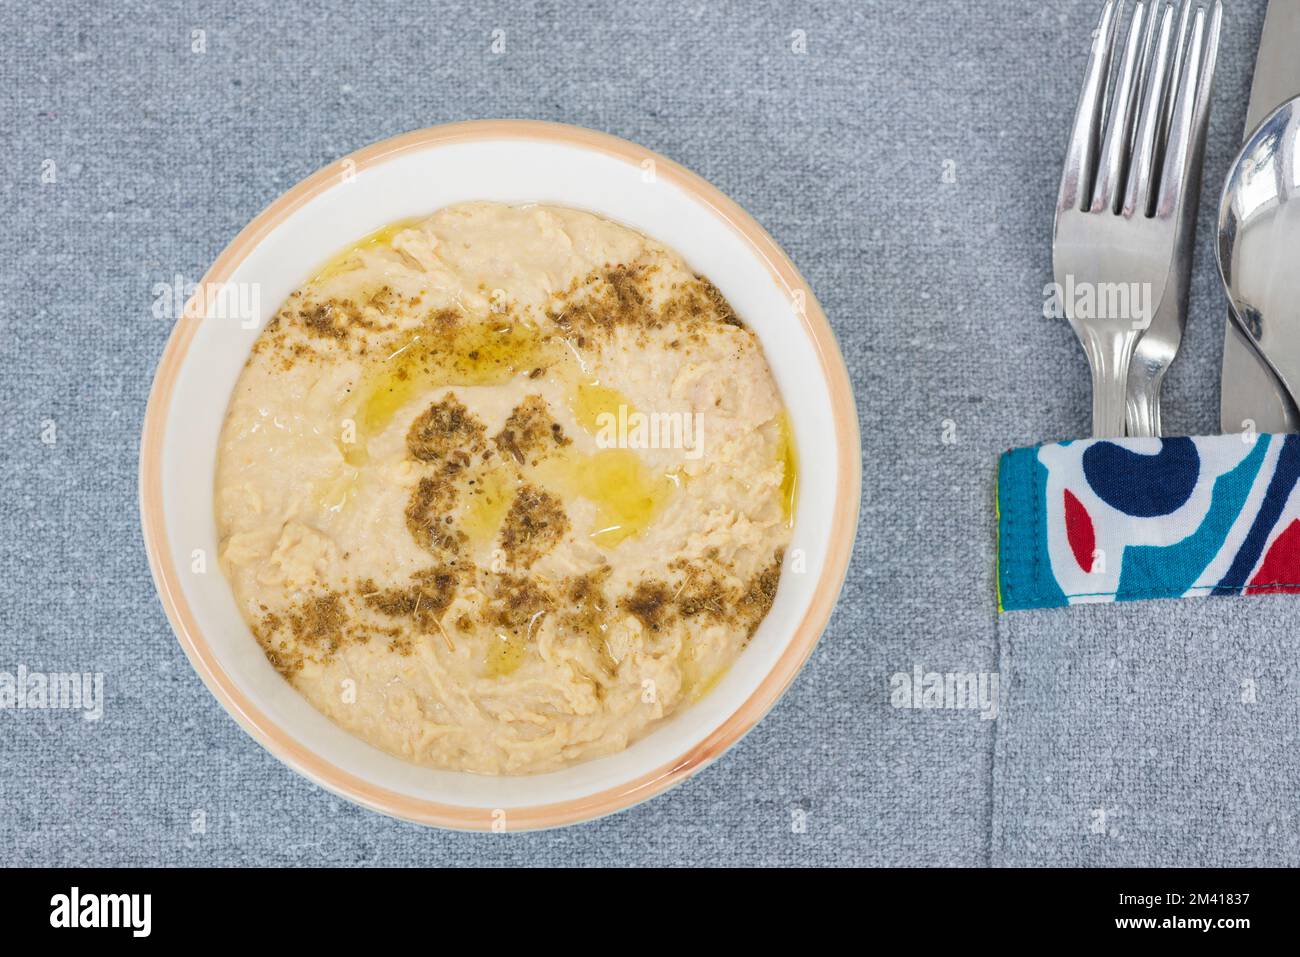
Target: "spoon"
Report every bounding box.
[1218,95,1300,418]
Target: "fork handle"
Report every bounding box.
[1082,327,1141,438]
[1125,367,1163,438]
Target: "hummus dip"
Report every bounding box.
[215,202,795,774]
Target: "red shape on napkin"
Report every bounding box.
[1247,518,1300,595]
[1064,489,1095,573]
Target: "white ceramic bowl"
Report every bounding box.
[140,120,860,830]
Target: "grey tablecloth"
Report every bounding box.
[2,0,1295,867]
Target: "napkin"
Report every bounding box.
[997,432,1300,610]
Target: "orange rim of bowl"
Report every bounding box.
[139,119,861,831]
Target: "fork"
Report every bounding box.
[1126,1,1222,437]
[1054,0,1221,438]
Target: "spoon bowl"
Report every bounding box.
[1218,95,1300,413]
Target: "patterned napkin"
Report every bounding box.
[997,432,1300,610]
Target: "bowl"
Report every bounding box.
[139,120,860,830]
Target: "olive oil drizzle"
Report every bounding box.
[308,219,796,552]
[286,218,794,686]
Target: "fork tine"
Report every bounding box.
[1127,0,1163,152]
[1092,2,1150,213]
[1151,0,1194,191]
[1161,0,1195,142]
[1157,2,1220,218]
[1058,0,1122,212]
[1191,3,1223,144]
[1124,4,1176,216]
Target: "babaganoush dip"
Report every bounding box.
[215,202,796,775]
